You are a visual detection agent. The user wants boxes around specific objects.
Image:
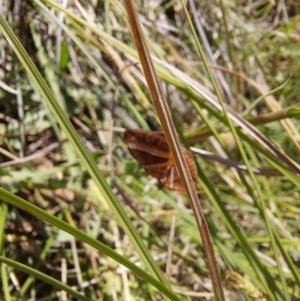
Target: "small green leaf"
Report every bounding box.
[59,43,70,70]
[286,108,300,117]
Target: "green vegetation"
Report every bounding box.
[0,0,299,300]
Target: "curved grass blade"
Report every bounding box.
[0,14,170,290]
[0,188,182,301]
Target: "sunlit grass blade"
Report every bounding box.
[0,188,182,301]
[0,14,169,289]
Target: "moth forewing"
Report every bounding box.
[124,129,198,192]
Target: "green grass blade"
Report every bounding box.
[0,14,169,289]
[0,188,182,301]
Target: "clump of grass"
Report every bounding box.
[0,0,299,300]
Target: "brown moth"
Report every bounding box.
[124,129,197,192]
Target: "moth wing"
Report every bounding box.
[124,129,170,167]
[124,129,198,192]
[159,150,197,192]
[160,165,185,192]
[144,162,171,179]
